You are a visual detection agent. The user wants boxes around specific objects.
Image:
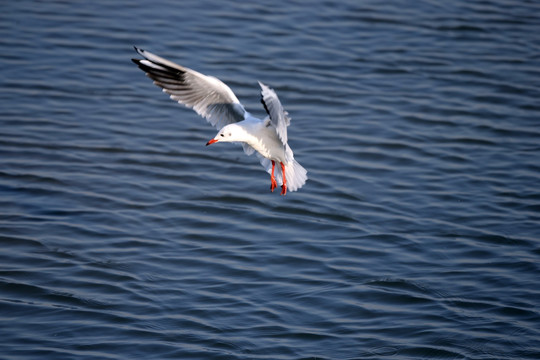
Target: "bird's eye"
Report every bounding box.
[220,134,224,137]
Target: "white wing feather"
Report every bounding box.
[258,81,290,146]
[133,47,247,130]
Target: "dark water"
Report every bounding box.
[1,0,540,359]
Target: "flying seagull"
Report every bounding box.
[131,47,307,195]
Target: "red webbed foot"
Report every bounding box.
[270,176,278,192]
[280,162,287,196]
[270,160,278,192]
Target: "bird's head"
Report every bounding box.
[206,124,243,146]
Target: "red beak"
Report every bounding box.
[206,138,219,146]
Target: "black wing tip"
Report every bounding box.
[133,46,145,55]
[131,47,187,77]
[132,46,146,64]
[260,95,270,116]
[132,59,187,84]
[259,82,272,116]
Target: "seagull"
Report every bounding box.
[131,47,307,195]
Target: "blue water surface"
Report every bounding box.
[1,0,539,359]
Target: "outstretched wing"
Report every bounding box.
[258,81,291,145]
[132,47,247,130]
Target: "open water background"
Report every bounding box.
[1,0,540,359]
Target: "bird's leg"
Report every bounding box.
[270,160,278,192]
[280,162,287,195]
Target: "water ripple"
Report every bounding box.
[1,0,540,359]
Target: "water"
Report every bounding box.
[1,0,540,359]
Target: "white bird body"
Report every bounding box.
[132,47,307,194]
[220,118,287,163]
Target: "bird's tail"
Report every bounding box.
[268,159,307,192]
[258,156,307,193]
[283,159,307,192]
